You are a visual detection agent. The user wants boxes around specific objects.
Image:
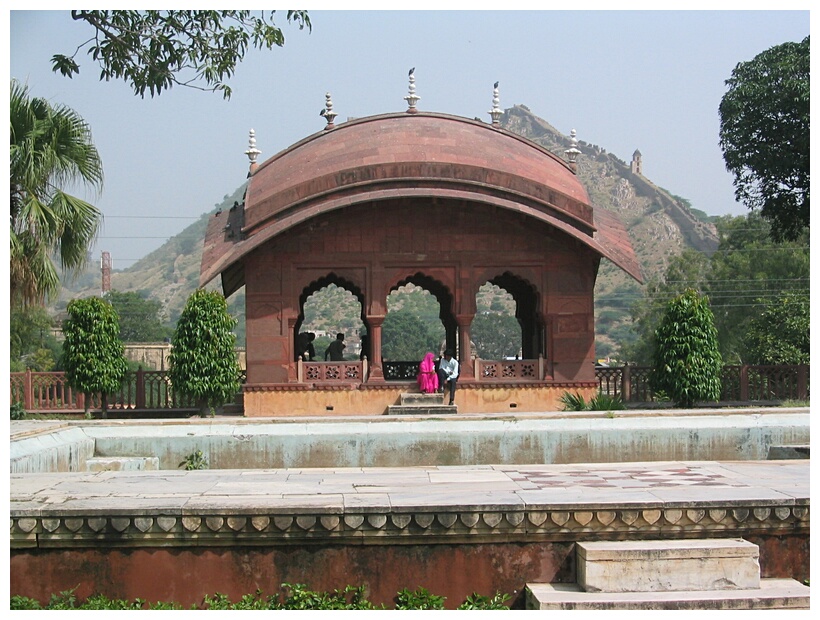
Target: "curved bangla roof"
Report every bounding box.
[201,111,642,292]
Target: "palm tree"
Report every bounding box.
[10,79,104,306]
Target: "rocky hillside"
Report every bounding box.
[55,105,719,358]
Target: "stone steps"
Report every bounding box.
[526,579,810,610]
[526,539,809,610]
[386,392,457,415]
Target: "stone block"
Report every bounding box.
[577,539,760,593]
[526,579,809,610]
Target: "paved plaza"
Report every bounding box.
[10,458,808,514]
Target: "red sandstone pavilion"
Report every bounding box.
[200,82,642,416]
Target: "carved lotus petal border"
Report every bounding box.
[10,503,810,544]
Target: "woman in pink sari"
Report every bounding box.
[417,352,439,393]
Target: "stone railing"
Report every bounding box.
[299,358,367,383]
[477,358,544,381]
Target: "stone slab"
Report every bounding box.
[526,579,809,610]
[399,393,449,406]
[577,539,760,592]
[85,456,160,472]
[386,405,457,416]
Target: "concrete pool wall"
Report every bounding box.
[10,408,810,473]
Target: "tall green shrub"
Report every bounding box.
[62,297,128,417]
[170,289,240,416]
[651,289,723,407]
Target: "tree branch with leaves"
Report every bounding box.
[52,10,311,99]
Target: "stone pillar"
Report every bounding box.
[366,316,385,382]
[286,317,298,382]
[457,314,475,379]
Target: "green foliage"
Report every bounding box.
[62,297,128,413]
[13,584,511,610]
[275,583,378,610]
[560,391,588,411]
[10,304,61,371]
[382,309,441,361]
[106,290,173,342]
[79,594,148,610]
[395,586,446,610]
[651,289,723,407]
[52,10,311,99]
[46,587,80,609]
[10,595,43,610]
[560,391,625,412]
[179,450,209,470]
[719,36,810,242]
[10,79,103,306]
[11,402,27,420]
[588,393,626,411]
[624,214,809,365]
[457,591,512,610]
[472,313,522,359]
[621,249,710,365]
[743,292,809,365]
[169,289,241,415]
[707,215,809,361]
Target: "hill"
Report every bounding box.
[54,105,719,358]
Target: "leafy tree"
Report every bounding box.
[705,214,809,361]
[471,313,522,359]
[52,10,311,99]
[624,213,809,365]
[169,289,241,416]
[621,249,710,365]
[62,297,128,416]
[718,36,810,242]
[106,290,173,342]
[382,310,441,361]
[10,80,103,307]
[743,292,809,365]
[10,305,62,372]
[651,289,723,408]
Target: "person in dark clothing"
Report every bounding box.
[296,332,316,361]
[325,333,346,361]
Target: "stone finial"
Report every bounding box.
[404,67,420,114]
[320,92,338,130]
[564,128,582,173]
[489,81,502,125]
[245,129,261,173]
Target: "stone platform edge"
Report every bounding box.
[11,501,809,550]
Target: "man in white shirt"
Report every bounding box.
[437,350,459,406]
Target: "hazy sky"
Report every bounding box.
[8,8,810,269]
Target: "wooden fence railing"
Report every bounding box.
[595,364,809,403]
[10,368,247,414]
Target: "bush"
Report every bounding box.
[651,289,723,407]
[178,450,209,470]
[458,592,512,610]
[170,289,241,417]
[12,584,511,610]
[395,586,446,610]
[560,391,587,411]
[11,402,26,420]
[588,393,625,411]
[560,391,624,412]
